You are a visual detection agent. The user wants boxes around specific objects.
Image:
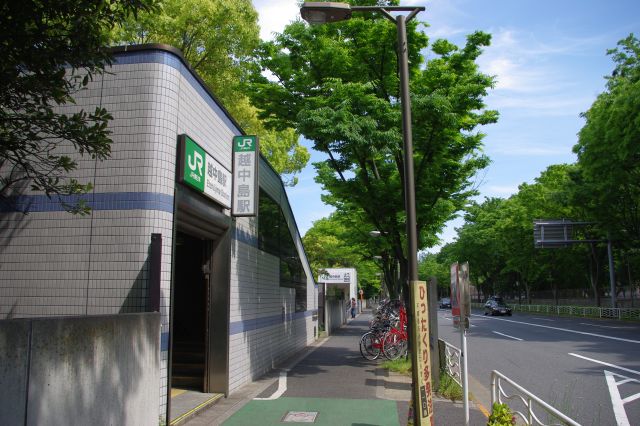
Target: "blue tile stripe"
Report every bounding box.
[161,332,169,351]
[0,192,174,213]
[113,50,242,135]
[229,310,315,335]
[160,310,314,351]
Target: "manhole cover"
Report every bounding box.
[281,411,319,423]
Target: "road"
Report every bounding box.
[437,308,640,426]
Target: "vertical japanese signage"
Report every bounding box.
[450,262,460,328]
[451,262,470,330]
[459,262,471,329]
[177,134,231,208]
[232,135,259,216]
[411,280,434,426]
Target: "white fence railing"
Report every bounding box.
[471,303,640,320]
[441,340,462,387]
[491,370,581,426]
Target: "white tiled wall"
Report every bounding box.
[0,47,317,419]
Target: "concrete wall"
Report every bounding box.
[0,313,160,426]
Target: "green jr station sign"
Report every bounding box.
[178,134,232,208]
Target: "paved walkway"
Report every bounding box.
[184,312,488,425]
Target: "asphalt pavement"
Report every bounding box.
[184,311,488,426]
[437,308,640,426]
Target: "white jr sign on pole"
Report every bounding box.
[232,135,259,216]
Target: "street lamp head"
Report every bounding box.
[300,2,352,24]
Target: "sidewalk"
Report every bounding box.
[183,312,488,425]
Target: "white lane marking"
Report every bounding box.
[579,322,632,330]
[492,331,523,341]
[532,317,554,321]
[569,353,640,376]
[254,370,288,400]
[470,314,640,344]
[605,370,640,426]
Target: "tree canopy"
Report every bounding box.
[429,33,640,306]
[110,0,309,184]
[573,34,640,243]
[250,1,497,297]
[0,0,157,213]
[302,213,381,298]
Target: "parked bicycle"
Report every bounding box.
[359,299,408,360]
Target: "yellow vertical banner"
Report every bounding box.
[410,280,434,426]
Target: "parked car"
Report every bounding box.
[484,300,512,316]
[439,297,451,309]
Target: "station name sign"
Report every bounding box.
[232,135,259,217]
[318,269,352,283]
[178,134,232,209]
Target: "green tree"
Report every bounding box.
[0,0,157,213]
[110,0,309,184]
[573,34,640,244]
[418,253,450,297]
[445,164,604,305]
[303,213,381,298]
[251,2,497,297]
[448,198,509,301]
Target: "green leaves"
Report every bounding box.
[251,8,496,295]
[573,34,640,242]
[1,0,156,213]
[302,213,382,298]
[110,0,309,184]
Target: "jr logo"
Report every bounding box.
[182,136,206,191]
[188,150,203,177]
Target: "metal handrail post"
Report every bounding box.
[491,373,498,406]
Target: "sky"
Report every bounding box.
[252,0,640,250]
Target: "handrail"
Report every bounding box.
[491,370,581,426]
[442,340,462,387]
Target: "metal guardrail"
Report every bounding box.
[491,370,581,426]
[471,303,640,320]
[442,340,462,387]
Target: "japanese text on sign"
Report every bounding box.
[411,280,434,426]
[232,136,259,216]
[178,134,231,208]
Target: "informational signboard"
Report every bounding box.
[450,262,460,328]
[177,134,231,208]
[318,269,352,284]
[459,262,471,330]
[232,135,259,216]
[450,262,472,422]
[451,262,471,330]
[533,220,573,248]
[410,280,434,426]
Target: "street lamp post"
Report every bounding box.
[300,3,428,425]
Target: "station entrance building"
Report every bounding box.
[0,44,317,422]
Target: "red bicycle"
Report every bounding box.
[381,305,408,360]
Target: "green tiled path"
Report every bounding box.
[223,397,400,426]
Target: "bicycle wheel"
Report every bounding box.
[359,332,381,360]
[382,332,406,360]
